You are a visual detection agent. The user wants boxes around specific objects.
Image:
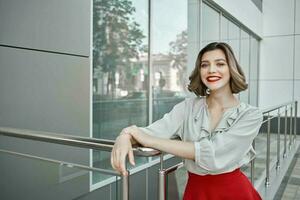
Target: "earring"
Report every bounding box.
[205,88,210,95]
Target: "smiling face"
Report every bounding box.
[200,49,231,92]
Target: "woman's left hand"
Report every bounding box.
[128,125,195,160]
[126,125,152,147]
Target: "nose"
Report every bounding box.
[208,64,217,73]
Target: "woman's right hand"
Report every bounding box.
[111,133,136,176]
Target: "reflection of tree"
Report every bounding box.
[168,30,187,89]
[93,0,145,97]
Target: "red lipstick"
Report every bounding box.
[206,76,221,82]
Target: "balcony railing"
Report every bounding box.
[0,100,298,200]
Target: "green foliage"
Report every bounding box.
[93,0,145,75]
[168,30,188,87]
[93,0,146,96]
[168,30,187,71]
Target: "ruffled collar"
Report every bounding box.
[194,97,246,136]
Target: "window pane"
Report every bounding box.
[93,0,149,140]
[250,37,259,80]
[92,0,149,183]
[221,15,229,41]
[240,30,250,80]
[228,20,240,61]
[152,0,188,121]
[202,3,220,47]
[249,37,259,106]
[240,30,250,103]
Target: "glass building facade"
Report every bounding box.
[92,0,260,185]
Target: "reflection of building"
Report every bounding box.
[134,53,186,92]
[152,53,184,92]
[94,53,186,97]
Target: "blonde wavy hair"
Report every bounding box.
[188,42,248,96]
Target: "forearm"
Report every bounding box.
[130,129,195,160]
[149,137,195,160]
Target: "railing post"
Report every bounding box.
[289,105,293,150]
[159,154,166,200]
[294,101,298,143]
[265,112,271,187]
[283,106,288,158]
[276,108,281,170]
[122,171,129,200]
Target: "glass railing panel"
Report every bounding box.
[0,149,121,200]
[251,110,288,184]
[241,162,252,180]
[93,99,148,140]
[153,97,186,122]
[253,125,270,182]
[241,132,284,181]
[165,165,188,200]
[92,150,148,184]
[0,131,91,167]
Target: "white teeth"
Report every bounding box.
[207,77,221,81]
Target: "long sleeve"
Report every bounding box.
[194,107,263,172]
[138,99,186,139]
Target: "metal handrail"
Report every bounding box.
[0,127,160,157]
[259,100,298,189]
[261,101,294,114]
[0,149,119,176]
[159,161,184,200]
[0,126,160,200]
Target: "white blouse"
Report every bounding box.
[139,96,263,175]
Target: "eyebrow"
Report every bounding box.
[201,58,227,63]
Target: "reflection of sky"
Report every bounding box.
[132,0,148,43]
[132,0,187,54]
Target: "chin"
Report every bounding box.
[208,84,226,92]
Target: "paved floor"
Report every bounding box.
[274,146,300,200]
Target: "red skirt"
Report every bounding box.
[183,168,262,200]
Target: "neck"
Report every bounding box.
[206,85,238,109]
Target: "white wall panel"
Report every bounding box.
[296,0,300,34]
[294,80,300,116]
[260,36,294,80]
[295,35,300,79]
[212,0,263,37]
[263,0,295,36]
[0,0,90,56]
[258,80,293,109]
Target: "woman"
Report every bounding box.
[111,42,263,200]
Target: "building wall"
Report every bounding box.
[0,0,91,144]
[259,0,300,115]
[212,0,263,37]
[0,0,92,199]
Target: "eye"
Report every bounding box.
[200,64,208,68]
[217,63,225,67]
